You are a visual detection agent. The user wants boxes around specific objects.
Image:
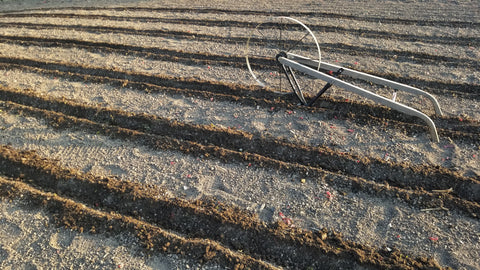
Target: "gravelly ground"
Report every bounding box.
[0,0,479,269]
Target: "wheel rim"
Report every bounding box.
[245,16,322,102]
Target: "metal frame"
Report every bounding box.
[278,53,441,142]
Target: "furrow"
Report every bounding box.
[0,87,479,219]
[0,176,278,270]
[0,145,446,269]
[0,55,478,141]
[0,3,478,270]
[1,13,477,46]
[0,21,477,70]
[4,6,479,28]
[0,34,477,100]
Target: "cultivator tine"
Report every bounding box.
[307,68,344,106]
[281,64,307,105]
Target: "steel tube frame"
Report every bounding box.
[278,56,440,142]
[287,53,443,116]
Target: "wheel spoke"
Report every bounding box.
[256,28,266,39]
[286,32,310,53]
[279,18,285,51]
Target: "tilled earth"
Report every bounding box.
[0,0,479,269]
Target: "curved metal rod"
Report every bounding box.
[245,16,322,88]
[277,16,322,70]
[279,56,440,142]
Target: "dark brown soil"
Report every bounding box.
[1,84,479,217]
[0,145,445,269]
[0,3,477,269]
[0,56,478,142]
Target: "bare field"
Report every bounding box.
[0,0,479,269]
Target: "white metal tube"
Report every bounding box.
[279,56,440,142]
[287,53,443,116]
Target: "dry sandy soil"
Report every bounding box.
[0,0,479,269]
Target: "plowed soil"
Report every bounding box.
[0,0,479,269]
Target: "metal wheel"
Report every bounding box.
[245,16,322,104]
